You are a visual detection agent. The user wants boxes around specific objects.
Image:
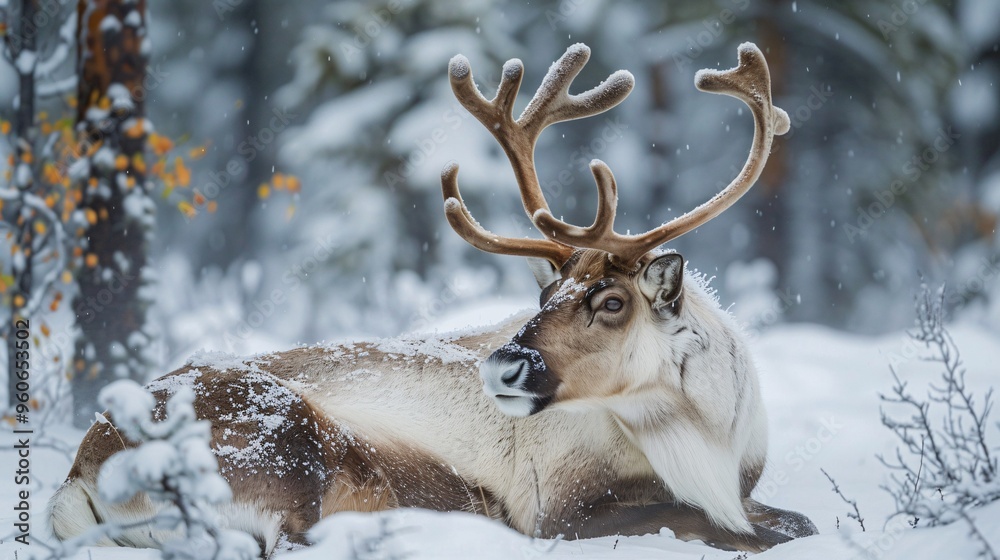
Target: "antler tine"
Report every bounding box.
[441,163,574,266]
[535,42,789,269]
[442,44,634,268]
[519,44,635,134]
[444,42,787,271]
[612,43,789,265]
[448,55,525,126]
[448,45,634,220]
[533,160,623,247]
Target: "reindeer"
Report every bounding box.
[48,42,816,555]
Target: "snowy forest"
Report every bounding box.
[1,0,999,559]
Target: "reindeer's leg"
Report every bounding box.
[743,498,819,539]
[558,502,791,553]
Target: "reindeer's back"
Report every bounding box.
[53,364,334,549]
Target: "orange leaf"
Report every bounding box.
[178,201,196,218]
[125,118,145,138]
[132,153,147,174]
[85,253,98,268]
[151,158,166,177]
[175,157,191,187]
[114,154,129,171]
[149,133,174,156]
[257,184,271,199]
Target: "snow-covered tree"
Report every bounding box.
[94,379,260,560]
[1,0,78,409]
[270,0,999,339]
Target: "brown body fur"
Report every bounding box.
[56,299,808,553]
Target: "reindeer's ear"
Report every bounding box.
[639,253,684,311]
[527,257,561,289]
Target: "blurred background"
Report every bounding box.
[2,0,999,421]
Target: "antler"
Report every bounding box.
[532,42,790,268]
[442,42,788,271]
[441,43,635,267]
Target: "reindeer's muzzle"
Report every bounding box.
[480,343,554,417]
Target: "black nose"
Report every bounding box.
[500,360,526,385]
[488,344,546,388]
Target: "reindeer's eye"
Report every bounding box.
[603,297,623,312]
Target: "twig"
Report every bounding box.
[958,510,998,560]
[879,284,999,530]
[821,468,866,531]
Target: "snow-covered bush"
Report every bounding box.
[879,286,999,554]
[95,380,259,560]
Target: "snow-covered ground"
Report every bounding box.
[2,300,999,559]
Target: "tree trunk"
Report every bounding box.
[70,0,154,426]
[752,15,791,311]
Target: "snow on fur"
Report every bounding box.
[95,380,260,560]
